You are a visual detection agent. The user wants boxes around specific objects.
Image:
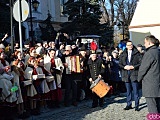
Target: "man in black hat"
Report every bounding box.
[88,51,105,108]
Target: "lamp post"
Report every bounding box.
[10,0,14,53]
[117,21,128,40]
[29,0,39,45]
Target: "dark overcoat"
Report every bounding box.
[119,47,142,82]
[88,58,105,80]
[138,45,160,97]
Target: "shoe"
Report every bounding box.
[23,111,30,118]
[47,101,54,108]
[135,107,140,111]
[99,104,104,107]
[92,104,98,108]
[18,112,30,119]
[55,101,60,108]
[64,103,70,107]
[18,114,26,119]
[99,102,104,107]
[56,104,60,108]
[124,106,132,110]
[30,109,41,116]
[72,102,78,106]
[92,105,98,108]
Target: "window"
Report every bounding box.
[60,0,67,15]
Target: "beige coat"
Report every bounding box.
[44,55,64,88]
[0,73,17,103]
[24,54,30,66]
[12,70,23,104]
[0,59,9,68]
[24,67,37,97]
[35,67,50,93]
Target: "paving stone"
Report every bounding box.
[25,93,148,120]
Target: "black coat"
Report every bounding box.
[119,47,142,82]
[88,58,105,80]
[138,45,160,97]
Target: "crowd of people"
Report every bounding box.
[0,33,159,120]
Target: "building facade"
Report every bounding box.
[23,0,68,41]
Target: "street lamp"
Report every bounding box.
[32,0,40,11]
[117,21,128,40]
[28,0,40,46]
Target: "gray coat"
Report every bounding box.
[138,45,160,97]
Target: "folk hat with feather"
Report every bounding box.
[90,41,98,54]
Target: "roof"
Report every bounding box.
[129,0,160,39]
[77,35,101,38]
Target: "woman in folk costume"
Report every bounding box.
[12,60,29,118]
[24,47,37,66]
[11,51,30,119]
[24,57,40,115]
[29,56,50,113]
[44,49,64,107]
[36,57,50,100]
[0,67,17,103]
[0,48,9,68]
[0,49,16,102]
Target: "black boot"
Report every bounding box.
[99,98,104,107]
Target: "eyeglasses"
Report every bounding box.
[113,52,119,54]
[65,50,70,51]
[126,44,133,46]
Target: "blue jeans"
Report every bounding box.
[125,81,139,107]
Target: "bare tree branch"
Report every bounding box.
[99,0,110,24]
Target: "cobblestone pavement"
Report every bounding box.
[27,92,148,120]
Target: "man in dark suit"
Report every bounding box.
[119,40,142,111]
[138,35,160,113]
